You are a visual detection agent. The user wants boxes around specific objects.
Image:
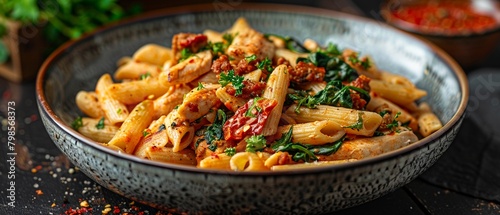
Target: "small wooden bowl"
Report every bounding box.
[381,0,500,70]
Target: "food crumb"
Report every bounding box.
[80,200,89,208]
[35,189,43,195]
[68,168,75,174]
[51,202,56,208]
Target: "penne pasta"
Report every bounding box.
[114,60,162,80]
[165,110,195,152]
[369,79,427,107]
[146,146,196,166]
[285,104,383,136]
[417,103,443,137]
[367,95,418,131]
[274,48,308,67]
[108,100,155,153]
[95,74,129,125]
[75,91,104,119]
[132,44,172,66]
[261,65,290,136]
[78,117,119,143]
[107,76,170,105]
[216,87,247,112]
[277,120,346,145]
[203,29,224,43]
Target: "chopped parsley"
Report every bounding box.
[222,33,235,44]
[245,54,257,62]
[224,147,236,156]
[219,70,244,96]
[204,109,227,151]
[71,116,83,130]
[116,108,122,114]
[95,117,105,129]
[361,58,371,70]
[379,110,389,117]
[386,112,401,130]
[343,112,364,130]
[197,82,204,90]
[257,57,273,72]
[245,135,266,153]
[142,129,151,137]
[179,48,194,62]
[139,72,151,80]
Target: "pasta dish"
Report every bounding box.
[72,18,442,171]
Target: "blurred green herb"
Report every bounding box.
[0,0,141,63]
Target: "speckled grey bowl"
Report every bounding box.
[36,4,468,215]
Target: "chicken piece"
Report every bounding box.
[176,84,221,123]
[225,18,274,63]
[159,50,213,86]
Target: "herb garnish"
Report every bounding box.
[139,72,151,80]
[386,112,402,130]
[288,80,370,113]
[204,109,227,151]
[244,97,263,117]
[179,48,194,62]
[271,127,346,162]
[197,82,204,90]
[219,70,244,96]
[245,135,267,153]
[343,112,364,130]
[257,57,273,72]
[245,54,257,62]
[95,117,105,129]
[297,44,359,82]
[71,116,83,130]
[224,147,236,156]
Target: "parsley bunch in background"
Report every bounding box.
[0,0,141,63]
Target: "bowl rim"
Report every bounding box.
[36,3,469,176]
[380,0,500,38]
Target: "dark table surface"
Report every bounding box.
[2,0,500,214]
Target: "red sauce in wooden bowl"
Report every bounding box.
[390,2,500,35]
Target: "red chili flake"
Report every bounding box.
[113,206,121,214]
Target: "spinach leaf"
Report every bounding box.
[204,109,227,151]
[271,127,346,162]
[297,51,359,82]
[288,80,370,112]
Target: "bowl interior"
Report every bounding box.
[39,6,466,170]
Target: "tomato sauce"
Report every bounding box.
[390,2,499,34]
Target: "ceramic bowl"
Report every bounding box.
[36,4,468,214]
[380,0,500,69]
